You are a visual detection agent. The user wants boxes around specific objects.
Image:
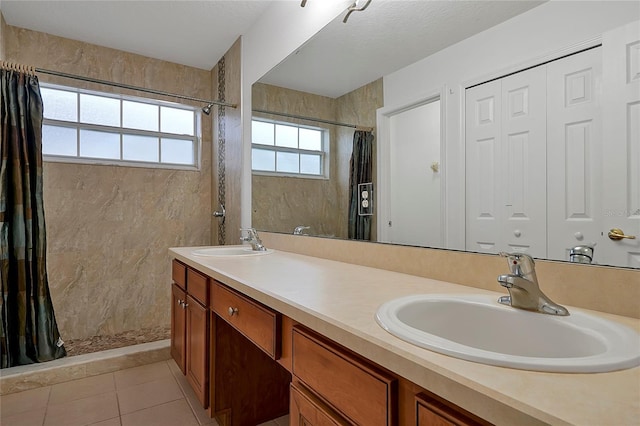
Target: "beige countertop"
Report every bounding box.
[169,246,640,426]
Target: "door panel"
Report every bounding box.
[602,20,640,268]
[466,80,503,253]
[501,66,547,257]
[547,47,602,262]
[186,296,209,408]
[466,66,546,256]
[171,284,186,374]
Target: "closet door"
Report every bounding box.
[466,80,503,253]
[547,47,602,262]
[601,20,640,268]
[466,67,547,255]
[500,66,547,257]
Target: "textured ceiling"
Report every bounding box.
[1,0,274,70]
[1,0,545,94]
[260,0,545,98]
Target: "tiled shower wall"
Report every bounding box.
[0,13,6,59]
[212,37,242,247]
[4,25,213,340]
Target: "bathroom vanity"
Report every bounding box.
[169,247,640,425]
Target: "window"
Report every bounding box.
[251,118,327,177]
[40,84,199,168]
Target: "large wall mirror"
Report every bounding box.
[250,0,640,270]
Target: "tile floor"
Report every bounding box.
[0,360,290,426]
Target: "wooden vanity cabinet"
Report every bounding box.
[209,280,291,426]
[292,326,398,426]
[170,260,210,408]
[171,260,492,425]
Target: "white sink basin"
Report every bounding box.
[375,294,640,373]
[191,246,274,257]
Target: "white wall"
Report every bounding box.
[383,0,640,249]
[240,0,351,228]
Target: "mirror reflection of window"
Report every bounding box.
[251,118,327,178]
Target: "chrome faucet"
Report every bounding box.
[497,252,569,316]
[239,228,267,251]
[569,245,595,264]
[293,225,310,235]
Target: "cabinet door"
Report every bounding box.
[171,284,186,374]
[186,295,209,408]
[290,382,348,426]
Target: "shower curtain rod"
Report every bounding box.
[25,65,236,109]
[253,108,373,132]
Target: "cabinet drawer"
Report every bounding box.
[290,382,349,426]
[292,326,397,426]
[172,260,187,290]
[416,392,491,426]
[187,268,209,306]
[211,281,281,359]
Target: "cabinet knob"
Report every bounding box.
[228,307,238,316]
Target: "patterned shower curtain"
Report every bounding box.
[0,68,66,368]
[348,130,374,240]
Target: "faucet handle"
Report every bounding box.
[498,252,535,275]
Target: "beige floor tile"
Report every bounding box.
[0,405,46,426]
[114,361,172,390]
[169,369,216,426]
[48,373,115,405]
[117,377,183,415]
[44,391,119,426]
[256,421,278,426]
[120,399,199,426]
[0,385,50,418]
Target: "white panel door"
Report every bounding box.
[465,80,503,253]
[388,100,442,247]
[500,66,547,257]
[547,47,602,262]
[601,20,640,268]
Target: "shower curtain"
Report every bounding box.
[0,68,66,368]
[348,130,374,240]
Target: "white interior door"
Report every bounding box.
[500,66,547,257]
[601,20,640,268]
[466,67,547,256]
[388,100,442,247]
[465,80,503,253]
[547,47,602,262]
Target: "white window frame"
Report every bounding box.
[251,117,329,179]
[41,83,201,170]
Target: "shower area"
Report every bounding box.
[0,21,231,372]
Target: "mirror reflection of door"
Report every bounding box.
[388,99,443,247]
[464,20,640,268]
[601,20,640,268]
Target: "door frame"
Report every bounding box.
[376,87,447,244]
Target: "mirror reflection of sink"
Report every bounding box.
[375,294,640,373]
[191,246,274,257]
